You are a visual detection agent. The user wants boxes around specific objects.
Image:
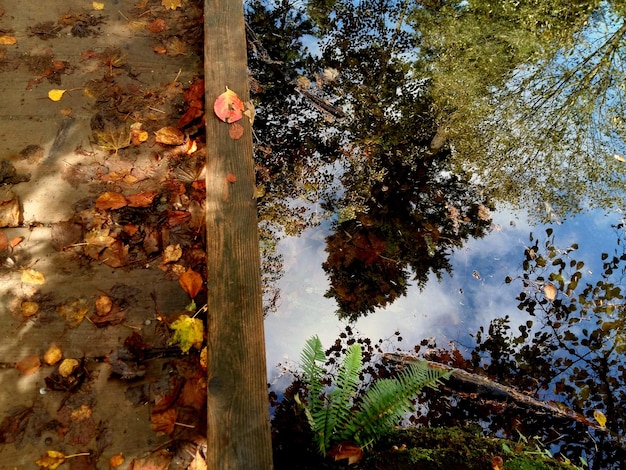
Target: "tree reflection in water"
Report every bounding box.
[246,0,626,468]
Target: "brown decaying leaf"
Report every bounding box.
[151,407,178,435]
[16,355,41,375]
[148,18,168,34]
[327,442,363,465]
[95,192,128,210]
[163,244,183,263]
[179,269,203,298]
[100,240,129,268]
[229,122,244,140]
[214,88,244,123]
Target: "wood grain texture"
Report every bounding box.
[204,0,273,468]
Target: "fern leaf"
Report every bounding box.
[324,343,362,451]
[351,361,451,448]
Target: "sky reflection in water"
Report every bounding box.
[265,206,623,385]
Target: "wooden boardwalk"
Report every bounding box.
[0,0,272,467]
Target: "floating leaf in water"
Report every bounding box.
[594,409,607,428]
[543,283,557,301]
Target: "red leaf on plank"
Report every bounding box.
[213,87,244,123]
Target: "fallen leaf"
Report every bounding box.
[0,35,17,45]
[544,283,557,301]
[151,408,178,434]
[51,220,82,251]
[200,347,207,370]
[226,173,237,183]
[0,231,7,250]
[163,244,183,263]
[162,0,182,10]
[177,106,204,128]
[10,236,23,248]
[166,210,191,227]
[179,269,203,298]
[169,315,204,353]
[229,122,244,140]
[21,301,40,317]
[43,344,63,365]
[109,454,125,468]
[35,450,66,470]
[188,448,208,470]
[594,409,607,428]
[214,87,244,123]
[184,79,204,103]
[492,456,504,470]
[148,18,168,34]
[22,268,46,285]
[16,355,41,375]
[155,126,185,145]
[48,89,66,102]
[128,450,172,469]
[153,44,168,54]
[92,2,105,10]
[58,358,80,378]
[328,442,363,465]
[95,192,128,210]
[95,294,113,315]
[58,298,89,328]
[100,240,129,267]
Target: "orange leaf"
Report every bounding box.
[127,191,158,208]
[148,18,167,33]
[0,35,17,45]
[16,355,41,376]
[10,236,23,248]
[109,454,125,468]
[328,443,363,465]
[179,269,203,298]
[229,122,244,140]
[0,231,7,251]
[226,173,237,183]
[213,87,244,123]
[151,408,178,434]
[95,192,127,210]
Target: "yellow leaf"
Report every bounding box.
[48,89,66,102]
[170,314,204,353]
[162,0,182,9]
[109,454,125,468]
[594,409,607,428]
[58,358,80,378]
[21,301,40,317]
[36,450,66,470]
[43,344,63,365]
[0,35,17,45]
[22,268,46,285]
[92,2,105,10]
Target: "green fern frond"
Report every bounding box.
[350,361,452,449]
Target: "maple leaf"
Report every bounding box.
[214,87,244,123]
[169,314,204,353]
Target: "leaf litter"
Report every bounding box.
[0,1,210,468]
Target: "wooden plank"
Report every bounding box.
[204,1,274,468]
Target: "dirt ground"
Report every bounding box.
[0,1,210,468]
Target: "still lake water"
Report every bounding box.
[264,205,623,386]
